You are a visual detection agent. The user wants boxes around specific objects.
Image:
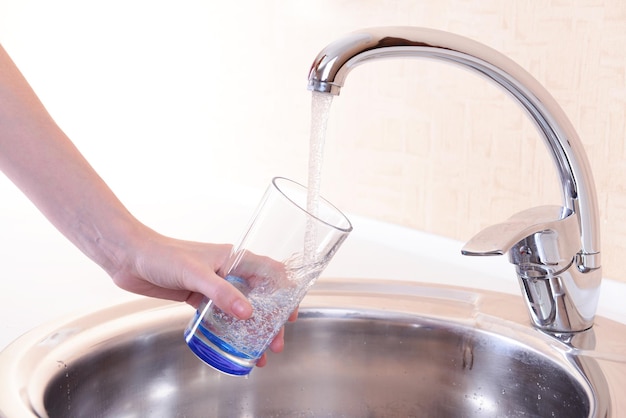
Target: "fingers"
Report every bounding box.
[231,298,253,320]
[268,327,285,353]
[191,271,253,320]
[288,307,299,322]
[143,240,253,320]
[184,292,205,309]
[231,252,286,280]
[255,326,285,369]
[256,353,267,367]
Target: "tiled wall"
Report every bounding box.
[1,1,624,281]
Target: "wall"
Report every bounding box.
[0,1,624,281]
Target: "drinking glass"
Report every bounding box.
[184,177,352,376]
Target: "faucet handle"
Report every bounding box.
[462,206,601,333]
[462,205,580,275]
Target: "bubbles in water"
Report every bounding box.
[198,91,337,362]
[204,260,330,357]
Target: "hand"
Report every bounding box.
[107,226,297,365]
[109,230,246,315]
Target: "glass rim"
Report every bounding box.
[271,176,353,233]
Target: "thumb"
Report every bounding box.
[190,270,253,320]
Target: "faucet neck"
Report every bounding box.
[307,27,600,269]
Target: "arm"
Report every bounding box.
[0,44,256,320]
[0,44,293,366]
[0,44,300,364]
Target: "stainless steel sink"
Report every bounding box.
[1,279,624,417]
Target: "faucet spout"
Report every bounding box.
[308,27,602,333]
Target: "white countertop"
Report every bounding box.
[1,181,625,351]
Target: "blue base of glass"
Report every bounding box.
[185,331,254,376]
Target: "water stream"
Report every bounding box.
[304,91,334,262]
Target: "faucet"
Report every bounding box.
[307,27,602,334]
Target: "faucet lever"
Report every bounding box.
[463,206,599,332]
[462,206,580,273]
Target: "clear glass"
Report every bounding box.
[184,177,352,376]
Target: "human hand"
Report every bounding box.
[106,227,296,364]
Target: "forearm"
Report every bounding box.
[0,45,259,322]
[0,45,141,275]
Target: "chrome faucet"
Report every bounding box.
[307,27,602,334]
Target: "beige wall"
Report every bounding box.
[1,1,625,281]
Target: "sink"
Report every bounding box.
[1,279,623,417]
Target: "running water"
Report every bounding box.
[213,92,335,357]
[184,92,340,374]
[305,91,334,261]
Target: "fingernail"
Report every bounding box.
[232,299,252,320]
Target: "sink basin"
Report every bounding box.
[1,279,623,417]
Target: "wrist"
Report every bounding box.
[74,210,151,279]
